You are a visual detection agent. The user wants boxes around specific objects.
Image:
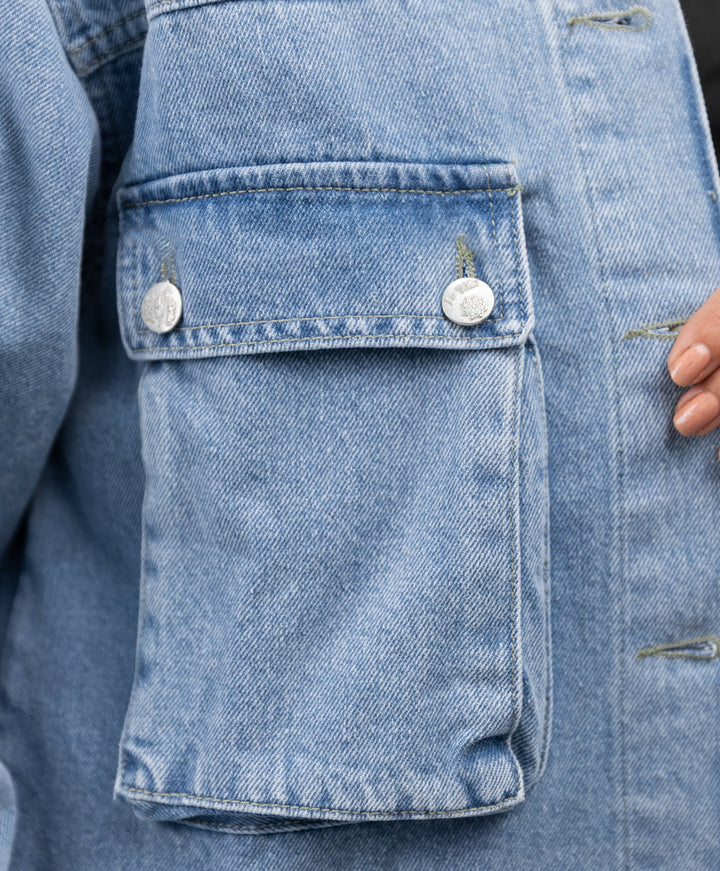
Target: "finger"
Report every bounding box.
[674,384,704,413]
[673,364,720,435]
[667,284,720,386]
[693,413,720,437]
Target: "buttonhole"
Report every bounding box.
[637,635,720,661]
[621,317,689,340]
[568,6,652,32]
[455,235,477,280]
[160,255,177,285]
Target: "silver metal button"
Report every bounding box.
[441,277,495,326]
[141,281,183,333]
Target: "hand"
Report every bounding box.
[667,287,720,455]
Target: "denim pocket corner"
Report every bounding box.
[113,159,551,833]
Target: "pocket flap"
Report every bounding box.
[116,161,531,359]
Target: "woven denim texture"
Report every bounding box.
[1,0,719,868]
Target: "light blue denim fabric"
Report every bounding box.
[0,0,718,867]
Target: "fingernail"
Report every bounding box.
[674,390,720,434]
[674,386,703,413]
[668,342,711,384]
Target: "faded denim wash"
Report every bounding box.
[0,0,718,868]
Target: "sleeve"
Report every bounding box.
[0,0,99,563]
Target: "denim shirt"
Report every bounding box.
[1,0,719,867]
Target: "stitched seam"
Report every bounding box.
[149,0,204,11]
[119,393,151,802]
[505,178,531,779]
[77,33,145,75]
[507,343,522,797]
[485,174,505,321]
[129,330,525,355]
[555,12,629,869]
[136,312,497,335]
[624,334,676,341]
[68,7,145,54]
[135,306,503,338]
[508,169,526,330]
[484,165,498,246]
[118,783,519,816]
[506,164,524,773]
[188,819,312,831]
[540,368,552,774]
[124,185,524,209]
[48,0,72,49]
[530,340,552,777]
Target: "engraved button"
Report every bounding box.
[441,277,495,326]
[141,281,183,333]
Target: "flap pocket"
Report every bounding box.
[116,161,529,358]
[113,160,551,834]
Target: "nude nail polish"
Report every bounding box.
[673,390,720,433]
[668,342,711,384]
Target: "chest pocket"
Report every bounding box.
[113,159,551,834]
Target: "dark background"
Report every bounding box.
[682,0,720,154]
